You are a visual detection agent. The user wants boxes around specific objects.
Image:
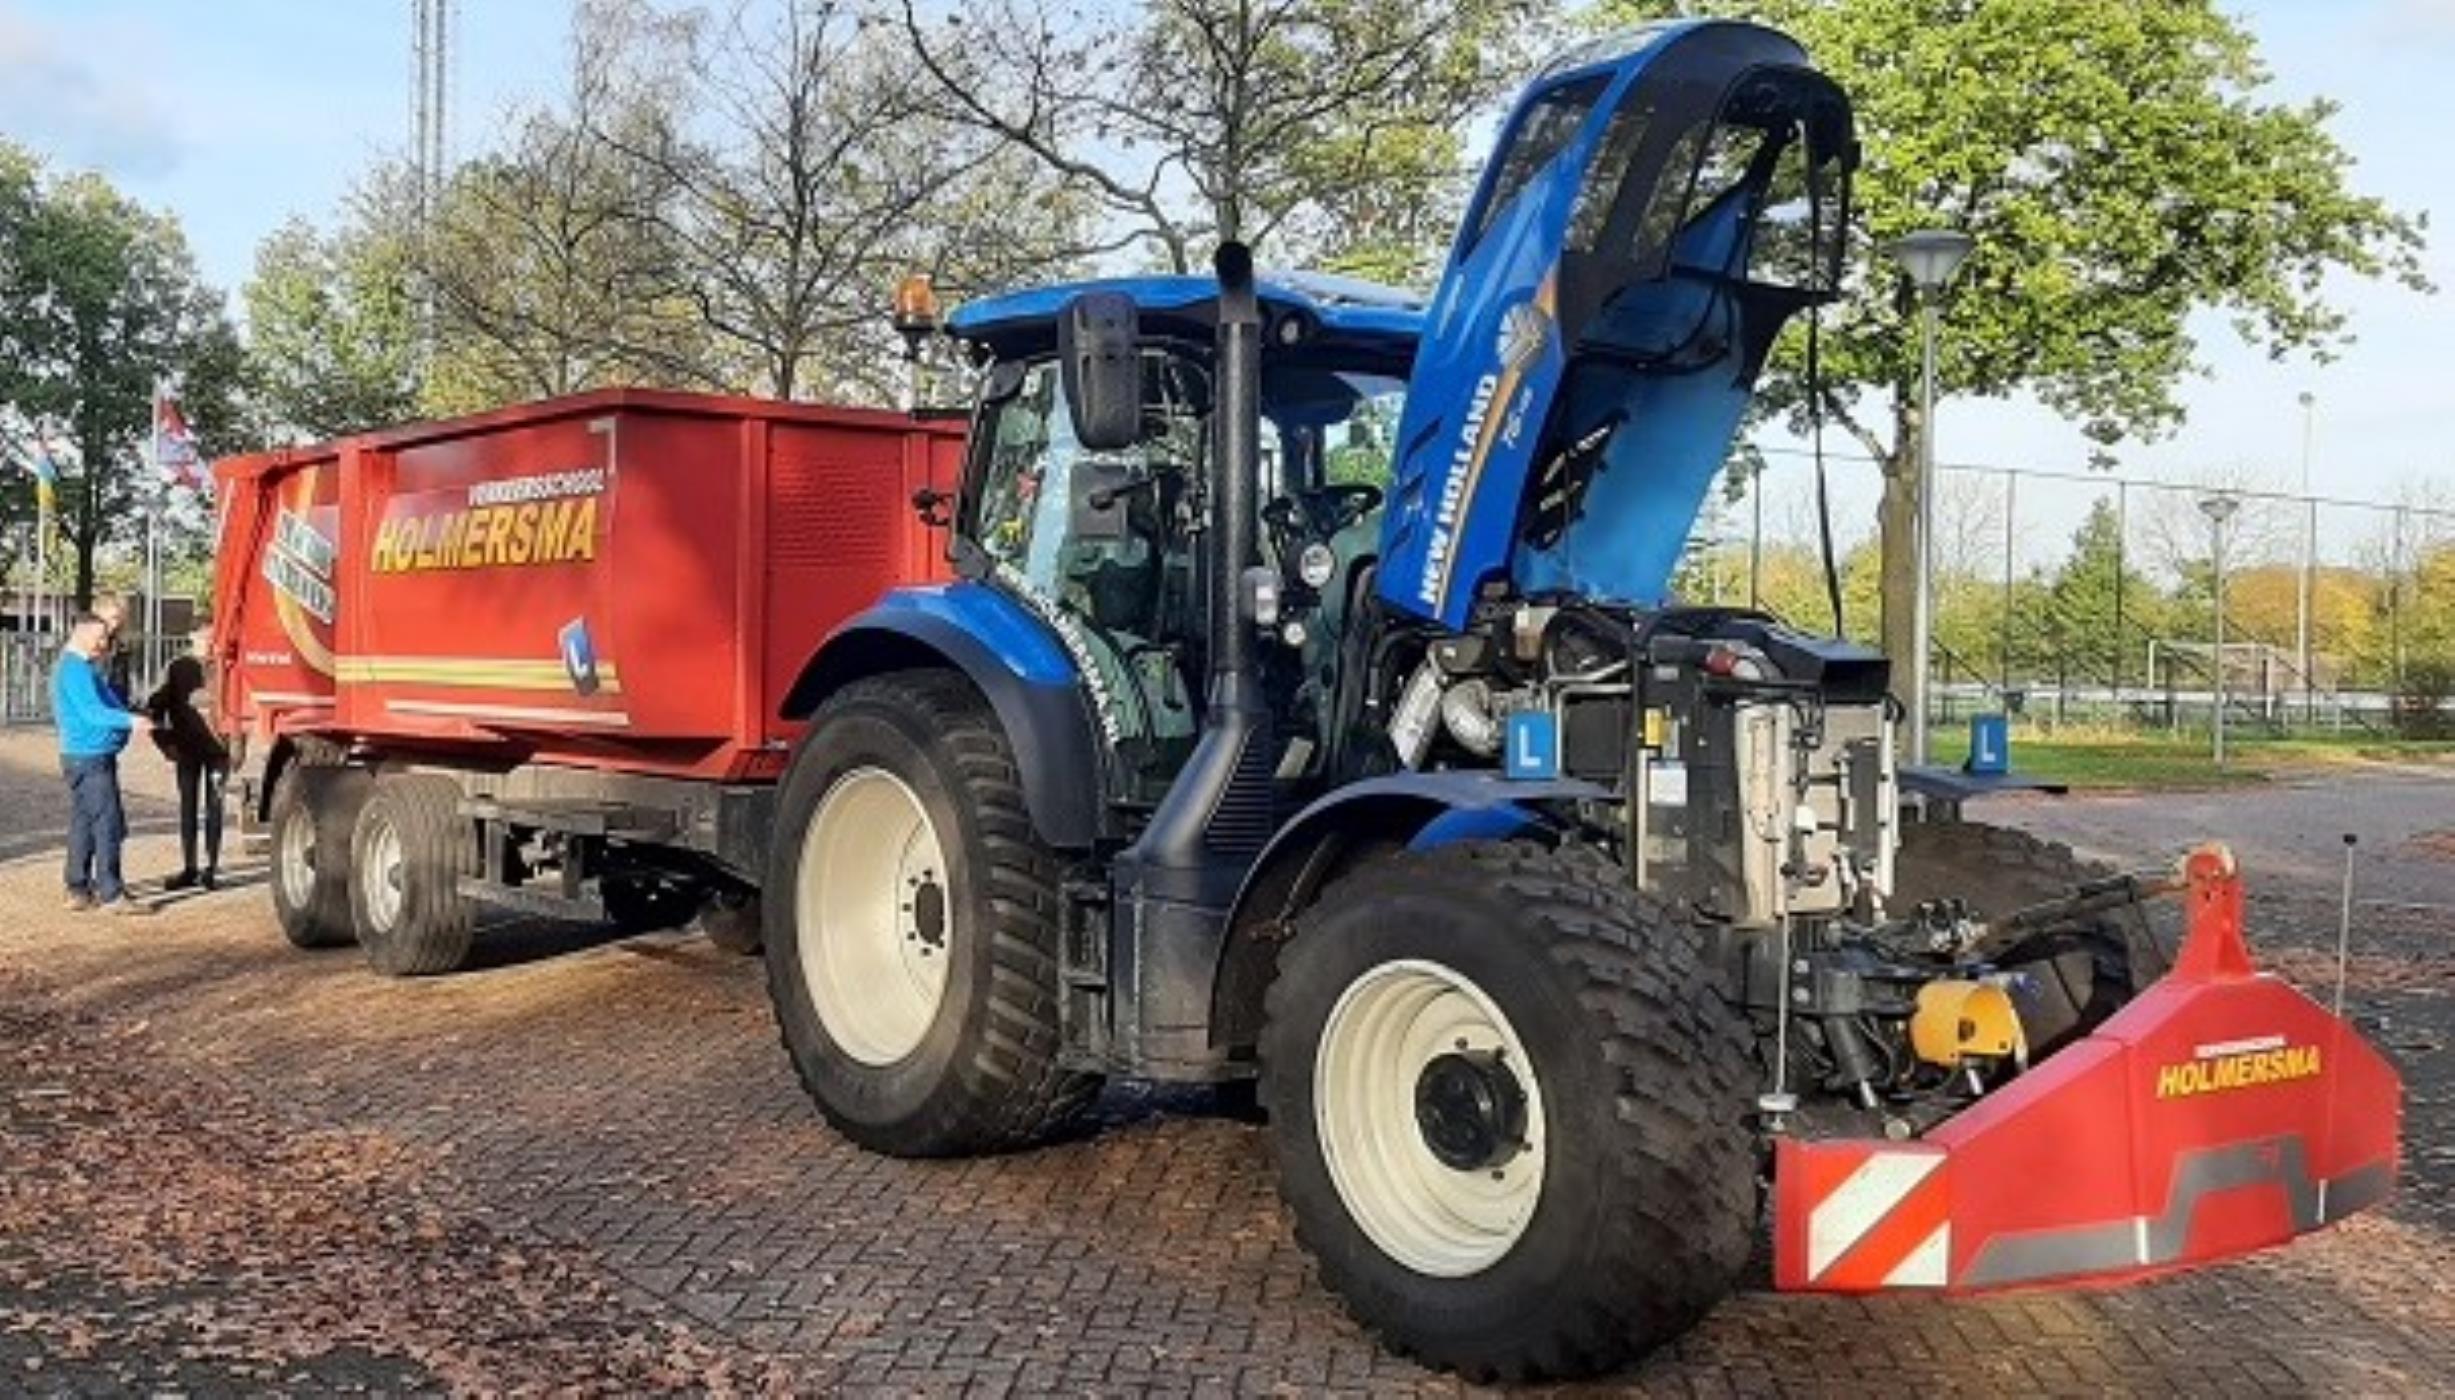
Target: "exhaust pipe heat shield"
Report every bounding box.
[1774,845,2402,1293]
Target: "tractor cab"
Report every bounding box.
[944,274,1422,802]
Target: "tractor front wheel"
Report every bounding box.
[1260,840,1757,1381]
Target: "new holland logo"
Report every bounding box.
[2154,1033,2323,1099]
[1496,300,1548,372]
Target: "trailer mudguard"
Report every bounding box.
[780,582,1104,849]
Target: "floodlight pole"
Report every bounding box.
[2296,391,2316,725]
[2202,494,2240,768]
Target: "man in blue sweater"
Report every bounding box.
[53,615,148,914]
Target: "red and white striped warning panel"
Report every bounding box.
[1777,1141,1950,1290]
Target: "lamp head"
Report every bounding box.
[1890,228,1975,294]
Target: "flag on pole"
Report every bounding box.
[4,434,59,512]
[155,389,205,491]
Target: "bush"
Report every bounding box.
[2392,660,2455,739]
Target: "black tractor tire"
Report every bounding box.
[602,877,700,935]
[1259,840,1758,1382]
[1890,820,2145,1056]
[268,762,369,950]
[763,671,1100,1156]
[698,893,763,955]
[349,773,479,977]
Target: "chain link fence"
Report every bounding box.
[2,632,192,726]
[1686,447,2455,738]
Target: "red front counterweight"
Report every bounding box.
[1774,844,2403,1293]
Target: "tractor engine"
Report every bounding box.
[1386,602,1896,925]
[1382,601,2063,1126]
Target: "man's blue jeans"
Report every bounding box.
[62,753,127,903]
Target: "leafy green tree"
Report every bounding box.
[242,198,424,441]
[0,157,242,607]
[1600,0,2431,677]
[2037,498,2165,687]
[900,0,1542,279]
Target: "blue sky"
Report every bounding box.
[3,0,2449,534]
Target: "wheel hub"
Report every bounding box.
[1313,958,1548,1277]
[1414,1049,1527,1172]
[907,874,946,950]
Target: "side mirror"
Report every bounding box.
[1059,291,1141,452]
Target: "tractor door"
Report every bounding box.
[962,352,1210,803]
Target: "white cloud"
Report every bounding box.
[0,4,182,177]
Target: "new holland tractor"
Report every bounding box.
[763,18,2401,1379]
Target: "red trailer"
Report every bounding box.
[212,388,960,972]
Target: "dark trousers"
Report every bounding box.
[176,755,228,876]
[62,754,127,903]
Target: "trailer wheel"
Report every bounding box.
[765,671,1099,1155]
[1891,821,2146,1055]
[350,773,478,977]
[269,763,368,950]
[1260,840,1757,1381]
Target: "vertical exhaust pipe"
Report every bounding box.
[1210,242,1265,717]
[1106,243,1274,1075]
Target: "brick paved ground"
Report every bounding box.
[0,726,2448,1395]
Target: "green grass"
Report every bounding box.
[1926,725,2455,791]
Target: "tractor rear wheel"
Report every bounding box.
[350,773,478,977]
[269,761,369,950]
[1260,840,1757,1381]
[1891,820,2148,1056]
[764,671,1099,1156]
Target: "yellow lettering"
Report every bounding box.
[565,497,597,563]
[371,519,398,573]
[484,506,513,566]
[537,499,571,560]
[505,501,535,562]
[2156,1064,2187,1099]
[508,504,537,564]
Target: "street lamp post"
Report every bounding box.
[2201,493,2240,767]
[1889,229,1976,767]
[2296,390,2316,725]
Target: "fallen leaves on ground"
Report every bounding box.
[0,977,795,1396]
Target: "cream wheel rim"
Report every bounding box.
[797,767,954,1066]
[362,815,404,932]
[1313,958,1546,1277]
[278,800,318,909]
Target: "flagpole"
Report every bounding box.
[148,382,163,667]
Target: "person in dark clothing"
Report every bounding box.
[145,630,229,890]
[53,615,148,915]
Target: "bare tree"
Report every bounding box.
[583,0,1093,402]
[898,0,1542,278]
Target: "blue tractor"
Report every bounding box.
[764,19,2142,1377]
